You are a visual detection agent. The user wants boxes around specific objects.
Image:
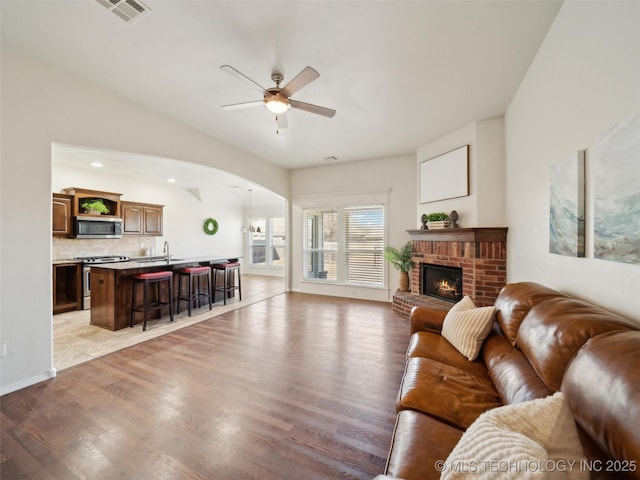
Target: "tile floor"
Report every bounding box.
[53,274,285,371]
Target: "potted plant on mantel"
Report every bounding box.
[424,212,449,230]
[81,198,110,215]
[384,241,415,292]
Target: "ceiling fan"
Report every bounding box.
[220,65,336,131]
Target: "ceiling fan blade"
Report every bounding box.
[290,99,336,118]
[276,112,289,130]
[221,100,264,110]
[220,65,266,94]
[280,66,319,97]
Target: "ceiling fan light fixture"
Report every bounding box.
[264,94,291,114]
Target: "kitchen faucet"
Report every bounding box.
[163,241,170,261]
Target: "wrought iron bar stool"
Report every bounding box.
[212,261,242,305]
[130,271,174,331]
[176,266,212,316]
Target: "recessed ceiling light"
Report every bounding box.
[91,161,103,168]
[167,178,176,183]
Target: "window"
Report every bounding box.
[249,218,266,266]
[304,209,337,280]
[303,205,384,286]
[249,217,285,267]
[345,206,384,286]
[270,217,286,267]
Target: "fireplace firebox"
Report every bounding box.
[421,263,463,303]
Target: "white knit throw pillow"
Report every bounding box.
[441,392,588,480]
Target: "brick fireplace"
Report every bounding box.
[392,227,507,316]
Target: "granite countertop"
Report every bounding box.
[90,255,241,270]
[53,259,83,265]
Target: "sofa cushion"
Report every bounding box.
[561,331,640,478]
[494,282,566,347]
[410,306,448,334]
[517,296,638,392]
[385,410,463,480]
[482,330,551,404]
[397,357,502,429]
[442,305,495,361]
[442,392,587,480]
[407,331,490,379]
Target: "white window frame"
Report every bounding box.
[249,216,285,268]
[303,205,385,288]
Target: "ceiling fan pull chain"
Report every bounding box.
[276,115,280,134]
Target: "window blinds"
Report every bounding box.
[345,206,384,286]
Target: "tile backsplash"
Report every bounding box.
[53,236,159,260]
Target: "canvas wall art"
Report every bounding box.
[592,112,640,265]
[420,145,469,203]
[549,150,585,257]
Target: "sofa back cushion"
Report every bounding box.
[483,328,551,405]
[562,331,640,479]
[494,282,566,346]
[517,296,638,392]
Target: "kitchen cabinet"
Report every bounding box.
[143,205,163,235]
[63,187,122,217]
[53,262,82,314]
[121,201,164,236]
[52,193,73,236]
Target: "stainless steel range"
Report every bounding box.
[76,255,130,309]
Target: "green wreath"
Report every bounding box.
[203,218,219,236]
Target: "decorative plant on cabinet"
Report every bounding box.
[81,198,110,215]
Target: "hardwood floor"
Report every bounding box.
[54,274,285,371]
[2,291,410,479]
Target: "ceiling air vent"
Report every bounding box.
[95,0,151,23]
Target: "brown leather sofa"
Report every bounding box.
[378,282,640,480]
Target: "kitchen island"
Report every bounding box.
[90,256,240,330]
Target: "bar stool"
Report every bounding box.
[176,266,212,316]
[212,262,242,305]
[130,271,174,331]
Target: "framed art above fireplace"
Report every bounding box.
[419,144,469,204]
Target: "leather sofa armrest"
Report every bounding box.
[410,306,447,334]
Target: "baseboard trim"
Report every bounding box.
[1,372,54,396]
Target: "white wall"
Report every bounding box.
[505,1,640,321]
[0,48,289,394]
[475,117,506,227]
[416,117,506,228]
[290,155,416,301]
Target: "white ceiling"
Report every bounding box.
[2,0,561,174]
[51,143,284,208]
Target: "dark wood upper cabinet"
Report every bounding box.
[121,202,144,234]
[63,187,122,217]
[52,193,73,236]
[143,205,163,236]
[53,189,163,237]
[121,201,163,236]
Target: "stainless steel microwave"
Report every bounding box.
[73,216,123,239]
